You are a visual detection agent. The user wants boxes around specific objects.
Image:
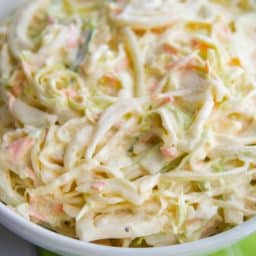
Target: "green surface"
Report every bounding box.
[212,233,256,256]
[38,248,59,256]
[38,233,256,256]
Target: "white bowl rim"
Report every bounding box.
[0,202,255,255]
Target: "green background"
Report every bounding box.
[38,233,256,256]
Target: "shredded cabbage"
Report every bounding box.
[0,0,256,248]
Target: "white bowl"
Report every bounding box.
[1,201,256,256]
[0,1,256,256]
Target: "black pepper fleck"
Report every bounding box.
[124,227,129,232]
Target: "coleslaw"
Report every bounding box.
[0,0,256,247]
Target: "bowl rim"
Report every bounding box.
[0,202,255,255]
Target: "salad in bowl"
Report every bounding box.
[0,0,256,253]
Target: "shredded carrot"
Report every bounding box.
[29,209,48,222]
[185,60,209,74]
[8,137,34,160]
[67,25,80,49]
[90,181,106,192]
[11,83,23,97]
[204,61,210,73]
[53,203,64,214]
[160,146,178,158]
[191,39,214,51]
[114,120,124,129]
[151,21,177,34]
[67,89,77,98]
[61,88,77,99]
[163,43,178,55]
[48,16,55,25]
[160,95,174,106]
[113,7,123,15]
[114,57,129,73]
